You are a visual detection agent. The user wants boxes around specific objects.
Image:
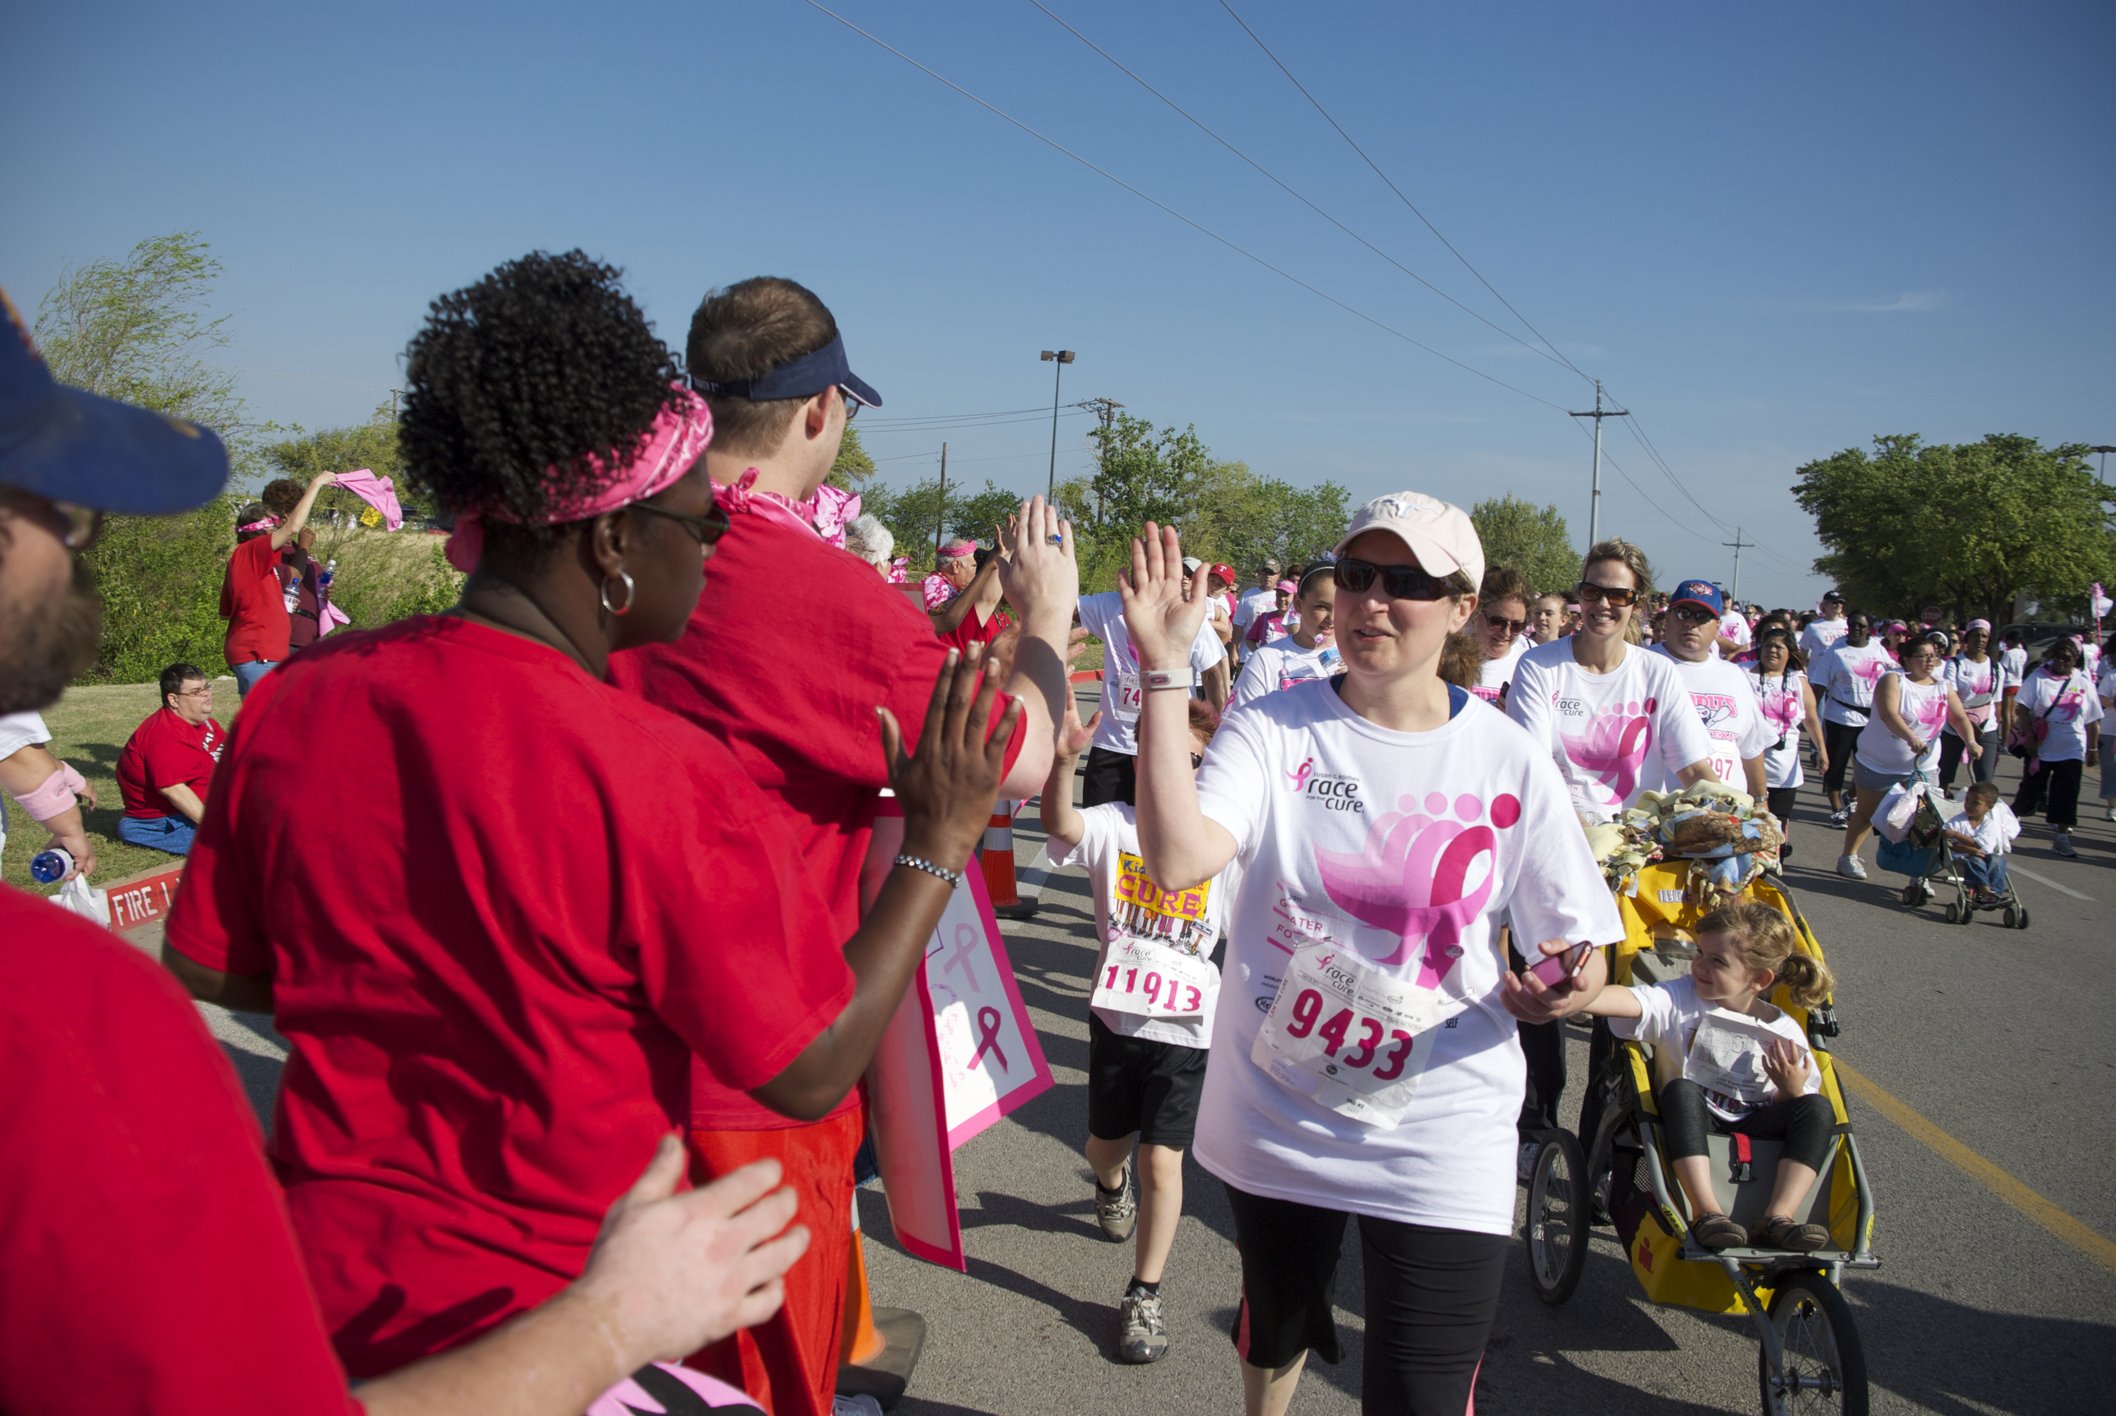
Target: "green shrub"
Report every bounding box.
[321,530,463,628]
[81,497,241,683]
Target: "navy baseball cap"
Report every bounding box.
[1670,578,1726,615]
[689,331,882,411]
[0,287,229,514]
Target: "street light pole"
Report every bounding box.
[1040,349,1075,500]
[2087,445,2115,485]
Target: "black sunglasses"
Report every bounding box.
[1482,611,1526,634]
[1669,603,1718,625]
[1575,580,1640,608]
[1334,558,1456,601]
[631,498,731,547]
[0,489,104,551]
[838,385,862,422]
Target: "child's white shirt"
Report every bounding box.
[1944,802,2019,856]
[1609,975,1818,1123]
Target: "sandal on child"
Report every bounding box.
[1690,1212,1747,1250]
[1750,1214,1829,1252]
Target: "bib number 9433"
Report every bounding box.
[1250,942,1443,1129]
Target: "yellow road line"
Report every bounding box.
[1834,1058,2116,1278]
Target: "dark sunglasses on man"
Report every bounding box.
[0,488,103,550]
[1334,558,1455,601]
[1669,603,1718,625]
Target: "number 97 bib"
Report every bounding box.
[1250,942,1446,1130]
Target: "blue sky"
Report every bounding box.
[7,0,2112,607]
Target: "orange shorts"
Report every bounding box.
[684,1108,863,1416]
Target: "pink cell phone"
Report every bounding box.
[1526,942,1593,989]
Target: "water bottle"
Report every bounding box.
[318,557,337,594]
[30,847,73,884]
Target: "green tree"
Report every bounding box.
[1469,495,1580,597]
[949,481,1026,544]
[827,425,876,491]
[1792,434,2116,623]
[33,232,270,473]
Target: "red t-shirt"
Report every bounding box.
[0,886,361,1416]
[117,705,226,817]
[939,603,1012,655]
[608,514,1024,1130]
[223,534,291,664]
[165,616,854,1379]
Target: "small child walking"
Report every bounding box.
[1039,689,1234,1365]
[1578,901,1837,1252]
[1943,781,2020,906]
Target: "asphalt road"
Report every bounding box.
[180,724,2116,1415]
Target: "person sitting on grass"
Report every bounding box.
[1943,782,2019,906]
[1576,901,1837,1253]
[1039,686,1229,1367]
[114,662,225,856]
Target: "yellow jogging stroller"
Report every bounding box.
[1520,860,1879,1415]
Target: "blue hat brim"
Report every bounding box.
[2,382,230,515]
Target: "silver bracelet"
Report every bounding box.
[894,853,963,888]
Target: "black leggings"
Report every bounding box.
[1821,719,1861,800]
[2014,757,2085,830]
[1657,1079,1834,1174]
[1223,1184,1506,1416]
[1507,936,1567,1136]
[1766,787,1799,851]
[1939,725,1998,789]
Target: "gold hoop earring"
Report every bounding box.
[600,568,636,617]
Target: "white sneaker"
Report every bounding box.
[1827,806,1850,827]
[1836,854,1867,880]
[2107,807,2116,823]
[2053,832,2078,858]
[1517,1141,1541,1181]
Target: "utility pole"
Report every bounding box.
[1040,349,1076,500]
[1568,380,1628,548]
[1721,527,1752,603]
[1083,396,1124,430]
[935,442,949,556]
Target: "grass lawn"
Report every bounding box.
[2,677,238,895]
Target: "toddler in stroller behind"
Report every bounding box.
[1944,782,2020,909]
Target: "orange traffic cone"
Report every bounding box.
[841,1231,886,1365]
[980,801,1036,920]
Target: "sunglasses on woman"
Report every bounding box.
[1482,611,1527,634]
[631,498,731,547]
[1574,580,1639,608]
[1334,558,1455,601]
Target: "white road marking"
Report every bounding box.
[2011,865,2093,902]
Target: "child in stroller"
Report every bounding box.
[1943,782,2020,910]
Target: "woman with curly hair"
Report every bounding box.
[162,251,1012,1392]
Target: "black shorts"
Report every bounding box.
[1080,745,1137,808]
[1223,1183,1506,1415]
[1086,1013,1208,1148]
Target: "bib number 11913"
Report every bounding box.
[1091,935,1215,1019]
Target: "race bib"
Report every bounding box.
[1250,943,1445,1129]
[1091,935,1215,1018]
[1113,670,1143,724]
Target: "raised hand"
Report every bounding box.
[996,496,1078,621]
[879,645,1023,868]
[1118,522,1207,670]
[570,1138,810,1363]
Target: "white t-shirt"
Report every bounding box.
[1608,975,1818,1124]
[1232,638,1341,707]
[1715,610,1752,659]
[1941,654,2004,731]
[1470,639,1527,708]
[1233,585,1278,635]
[1645,648,1776,793]
[2001,645,2028,687]
[1813,641,1896,727]
[1078,591,1227,758]
[2079,640,2101,681]
[1746,668,1811,790]
[0,710,55,853]
[1505,638,1717,823]
[2101,665,2116,708]
[1190,680,1622,1235]
[1944,802,2020,857]
[2015,667,2103,763]
[1798,616,1848,665]
[1855,675,1950,776]
[1048,803,1232,1048]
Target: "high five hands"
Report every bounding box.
[1118,522,1206,668]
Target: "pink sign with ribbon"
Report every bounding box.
[858,801,1052,1270]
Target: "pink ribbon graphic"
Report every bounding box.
[970,1006,1009,1071]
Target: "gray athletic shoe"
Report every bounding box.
[1116,1288,1169,1364]
[2053,831,2078,858]
[1095,1167,1137,1241]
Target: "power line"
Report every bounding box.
[858,402,1076,426]
[1214,0,1588,382]
[1023,0,1580,377]
[859,409,1096,436]
[799,0,1574,414]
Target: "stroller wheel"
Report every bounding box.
[1521,1132,1589,1305]
[1943,902,1959,924]
[2009,903,2029,930]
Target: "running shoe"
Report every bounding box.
[1827,806,1850,827]
[1116,1287,1169,1364]
[1836,854,1867,880]
[2053,831,2077,858]
[1516,1141,1541,1182]
[1095,1166,1137,1241]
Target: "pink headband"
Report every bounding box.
[238,518,280,535]
[445,385,713,573]
[937,539,976,560]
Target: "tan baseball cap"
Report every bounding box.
[1333,491,1485,589]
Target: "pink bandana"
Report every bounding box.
[238,517,281,535]
[712,469,860,549]
[444,385,713,573]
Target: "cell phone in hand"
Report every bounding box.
[1525,942,1593,989]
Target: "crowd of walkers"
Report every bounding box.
[2,253,2111,1416]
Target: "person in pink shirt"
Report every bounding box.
[921,539,976,609]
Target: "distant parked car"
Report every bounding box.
[1999,621,2092,659]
